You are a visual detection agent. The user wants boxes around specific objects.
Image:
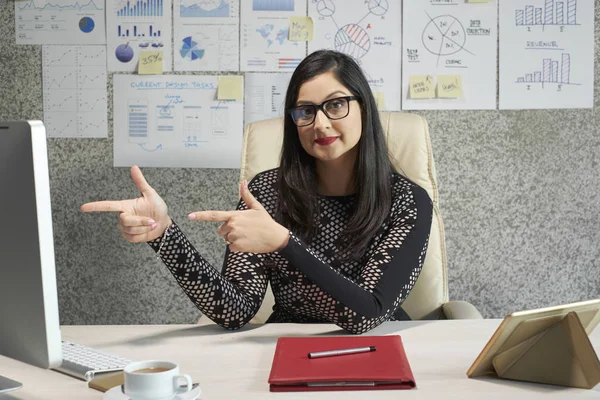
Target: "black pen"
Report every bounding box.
[308,346,376,359]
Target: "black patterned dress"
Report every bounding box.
[149,168,432,334]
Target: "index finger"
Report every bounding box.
[80,200,124,213]
[188,210,239,222]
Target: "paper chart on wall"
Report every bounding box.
[173,0,239,71]
[240,0,307,72]
[402,0,497,110]
[43,46,108,138]
[244,72,292,125]
[499,0,594,109]
[308,0,402,111]
[15,0,106,44]
[113,75,243,168]
[105,0,172,72]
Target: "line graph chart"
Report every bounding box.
[16,0,106,44]
[42,46,108,137]
[79,92,107,111]
[44,71,77,90]
[17,0,103,11]
[180,0,230,17]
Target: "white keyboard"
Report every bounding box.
[53,340,133,382]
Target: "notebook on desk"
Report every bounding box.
[268,335,416,392]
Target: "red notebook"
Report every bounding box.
[268,335,416,392]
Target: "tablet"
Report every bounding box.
[467,299,600,377]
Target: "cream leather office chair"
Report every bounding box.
[239,112,482,323]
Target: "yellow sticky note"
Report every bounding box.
[373,92,385,109]
[437,75,463,98]
[217,76,243,100]
[289,16,314,41]
[409,75,435,99]
[138,51,163,75]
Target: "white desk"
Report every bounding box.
[0,319,598,399]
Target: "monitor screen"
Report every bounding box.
[0,120,62,370]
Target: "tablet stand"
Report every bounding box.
[491,312,600,389]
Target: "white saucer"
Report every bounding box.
[103,385,201,400]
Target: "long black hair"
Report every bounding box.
[276,49,394,262]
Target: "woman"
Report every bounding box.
[81,50,433,334]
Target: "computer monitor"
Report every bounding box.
[0,120,62,392]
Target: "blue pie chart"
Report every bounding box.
[180,36,205,61]
[79,17,95,33]
[115,44,134,63]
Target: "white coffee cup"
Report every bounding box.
[123,360,192,400]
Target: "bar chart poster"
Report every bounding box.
[174,0,240,71]
[106,0,172,71]
[499,0,594,109]
[15,0,106,44]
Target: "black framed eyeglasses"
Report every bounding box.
[288,96,359,127]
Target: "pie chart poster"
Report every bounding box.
[402,0,497,110]
[309,0,403,111]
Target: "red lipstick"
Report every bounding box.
[315,137,339,146]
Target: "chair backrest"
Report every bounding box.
[240,112,448,321]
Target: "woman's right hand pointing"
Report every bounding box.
[80,165,171,243]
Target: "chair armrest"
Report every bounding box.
[442,300,483,319]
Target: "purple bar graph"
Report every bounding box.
[535,8,542,24]
[516,9,524,25]
[517,53,572,84]
[116,0,162,17]
[515,0,577,26]
[118,24,158,37]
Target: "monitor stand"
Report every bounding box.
[0,375,22,393]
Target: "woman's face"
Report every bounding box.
[293,71,362,164]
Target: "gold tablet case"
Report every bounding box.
[87,372,124,392]
[490,312,600,389]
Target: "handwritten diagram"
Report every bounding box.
[313,0,384,59]
[515,0,578,27]
[402,0,497,110]
[15,0,106,44]
[499,0,593,109]
[42,45,108,138]
[113,75,243,168]
[516,53,577,85]
[421,14,475,67]
[309,0,401,110]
